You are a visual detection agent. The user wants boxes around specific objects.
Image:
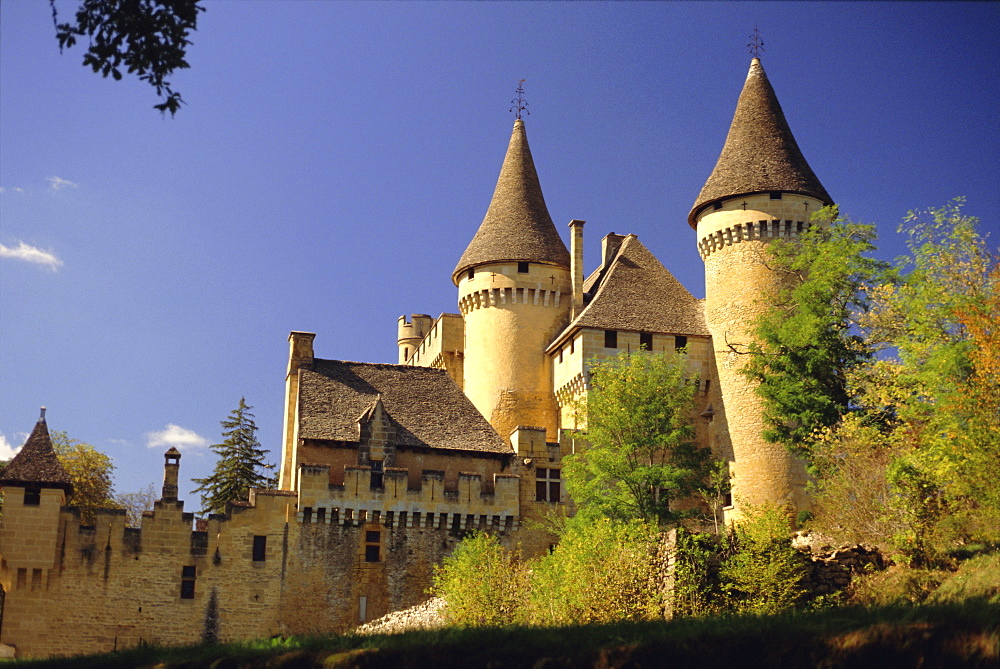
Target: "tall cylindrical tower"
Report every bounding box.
[454,119,571,443]
[690,58,833,515]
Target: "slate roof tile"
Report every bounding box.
[0,411,73,493]
[298,360,510,455]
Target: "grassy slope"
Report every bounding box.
[15,601,999,669]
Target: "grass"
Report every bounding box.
[13,600,999,668]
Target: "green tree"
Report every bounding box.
[564,350,713,525]
[50,0,204,115]
[192,398,272,515]
[51,430,119,524]
[741,208,892,457]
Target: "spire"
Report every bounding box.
[689,58,832,228]
[0,407,73,493]
[453,119,570,284]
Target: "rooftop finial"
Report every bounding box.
[39,406,47,423]
[747,25,765,59]
[510,79,529,120]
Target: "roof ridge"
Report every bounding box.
[453,119,570,283]
[689,58,831,227]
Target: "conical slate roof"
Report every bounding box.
[453,119,570,284]
[0,409,73,493]
[689,59,832,228]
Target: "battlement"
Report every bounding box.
[297,463,520,531]
[404,313,464,368]
[459,286,563,315]
[698,219,807,258]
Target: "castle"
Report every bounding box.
[0,58,831,658]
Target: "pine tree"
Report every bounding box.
[192,398,272,515]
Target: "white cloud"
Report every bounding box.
[145,424,210,451]
[0,187,25,194]
[0,241,64,271]
[0,434,22,461]
[47,176,79,191]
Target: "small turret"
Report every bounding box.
[396,314,433,364]
[0,407,72,497]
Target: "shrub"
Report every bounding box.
[431,532,529,626]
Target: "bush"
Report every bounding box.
[528,518,662,625]
[431,532,529,626]
[719,505,809,615]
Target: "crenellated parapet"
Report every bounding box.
[297,463,520,531]
[697,218,808,258]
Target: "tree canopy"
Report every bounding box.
[563,350,714,526]
[192,398,273,515]
[50,0,204,115]
[50,430,118,524]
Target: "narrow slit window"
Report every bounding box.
[180,566,196,599]
[252,535,267,562]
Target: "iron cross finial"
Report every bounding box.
[748,26,765,59]
[510,79,529,119]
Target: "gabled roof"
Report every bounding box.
[689,58,832,227]
[453,119,570,283]
[0,410,73,493]
[298,359,510,455]
[549,235,708,351]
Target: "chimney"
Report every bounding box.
[288,331,316,375]
[568,220,585,319]
[162,447,181,501]
[601,233,625,269]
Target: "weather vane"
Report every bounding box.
[510,79,529,119]
[747,26,765,59]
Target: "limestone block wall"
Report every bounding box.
[297,464,520,533]
[696,192,822,515]
[459,261,571,442]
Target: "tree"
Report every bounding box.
[50,0,204,115]
[741,208,892,458]
[191,398,272,515]
[115,482,158,527]
[51,430,119,524]
[563,350,714,525]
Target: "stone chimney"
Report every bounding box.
[162,447,181,501]
[601,232,625,269]
[568,220,585,319]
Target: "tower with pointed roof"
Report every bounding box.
[454,118,572,443]
[691,58,833,515]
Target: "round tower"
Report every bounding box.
[690,58,833,516]
[396,314,433,364]
[454,118,571,442]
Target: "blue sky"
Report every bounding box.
[1,1,997,499]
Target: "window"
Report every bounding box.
[302,507,313,523]
[674,335,688,351]
[558,347,564,364]
[359,596,368,622]
[535,468,561,502]
[252,535,267,562]
[23,487,41,506]
[467,268,475,280]
[180,566,196,599]
[517,261,529,274]
[570,338,575,354]
[713,201,723,210]
[604,330,618,349]
[370,460,384,489]
[639,332,653,350]
[769,191,783,200]
[364,530,381,562]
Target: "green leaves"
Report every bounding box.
[564,350,714,526]
[51,0,204,115]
